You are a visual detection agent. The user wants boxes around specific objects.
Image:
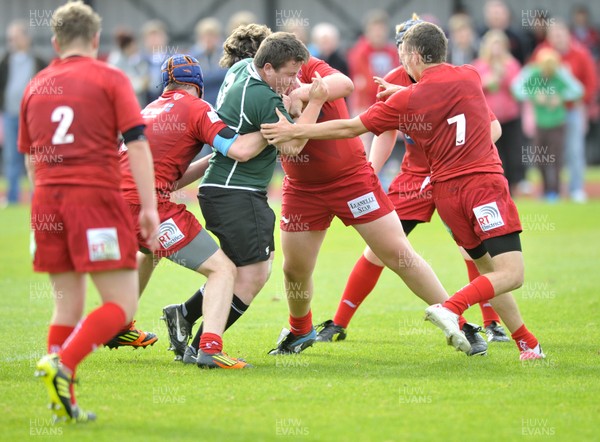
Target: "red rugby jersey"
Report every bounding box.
[281,57,367,185]
[380,66,430,177]
[120,90,227,203]
[18,56,143,189]
[360,63,503,183]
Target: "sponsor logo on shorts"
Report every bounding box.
[158,218,185,249]
[473,202,505,232]
[347,192,380,218]
[87,228,121,262]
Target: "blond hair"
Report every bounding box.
[52,1,101,47]
[478,29,512,63]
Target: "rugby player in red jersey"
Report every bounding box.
[261,22,545,360]
[317,16,509,350]
[19,1,159,422]
[119,54,267,369]
[170,25,471,357]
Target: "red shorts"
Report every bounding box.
[387,173,435,222]
[281,162,394,231]
[31,186,138,273]
[128,201,202,258]
[433,173,522,249]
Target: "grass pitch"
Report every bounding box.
[1,190,599,441]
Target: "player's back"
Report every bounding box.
[20,56,142,189]
[404,63,503,182]
[120,90,222,202]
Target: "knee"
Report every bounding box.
[202,251,237,281]
[283,261,310,282]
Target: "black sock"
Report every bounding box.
[182,285,205,323]
[190,294,249,350]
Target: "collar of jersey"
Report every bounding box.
[246,61,263,82]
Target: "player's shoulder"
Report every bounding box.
[384,66,412,86]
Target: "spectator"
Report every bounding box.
[141,20,169,104]
[311,22,349,76]
[481,0,529,63]
[347,10,398,115]
[227,11,258,35]
[0,20,46,206]
[512,48,583,201]
[473,30,523,193]
[190,18,227,106]
[534,20,597,203]
[107,28,149,106]
[571,5,600,60]
[447,13,479,66]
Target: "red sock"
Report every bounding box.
[199,332,223,354]
[463,260,502,327]
[443,275,495,316]
[48,324,76,405]
[48,324,74,354]
[511,324,539,352]
[479,302,501,327]
[458,315,467,329]
[290,310,313,336]
[333,255,384,328]
[464,259,479,282]
[59,302,126,372]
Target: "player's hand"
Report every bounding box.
[282,94,292,113]
[374,76,404,100]
[261,108,295,145]
[308,72,329,103]
[284,77,301,95]
[139,207,160,252]
[288,95,304,119]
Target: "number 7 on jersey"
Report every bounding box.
[447,113,465,146]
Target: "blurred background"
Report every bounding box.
[1,0,599,205]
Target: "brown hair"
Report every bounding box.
[402,22,447,64]
[253,32,309,70]
[51,1,101,47]
[220,23,272,68]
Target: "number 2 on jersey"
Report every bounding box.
[51,106,75,145]
[447,113,465,146]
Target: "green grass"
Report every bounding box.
[1,197,599,441]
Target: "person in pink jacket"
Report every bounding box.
[472,30,524,194]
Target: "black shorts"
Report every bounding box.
[198,186,275,267]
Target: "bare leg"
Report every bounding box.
[49,272,86,326]
[137,251,157,296]
[354,212,449,304]
[281,230,327,318]
[233,253,274,305]
[472,252,525,333]
[195,249,237,336]
[90,269,139,323]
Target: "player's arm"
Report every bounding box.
[290,72,354,102]
[491,119,502,143]
[24,154,34,184]
[211,127,268,163]
[175,154,211,189]
[368,130,398,174]
[262,109,368,145]
[272,73,329,156]
[123,126,159,250]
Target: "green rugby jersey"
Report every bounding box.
[201,58,293,192]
